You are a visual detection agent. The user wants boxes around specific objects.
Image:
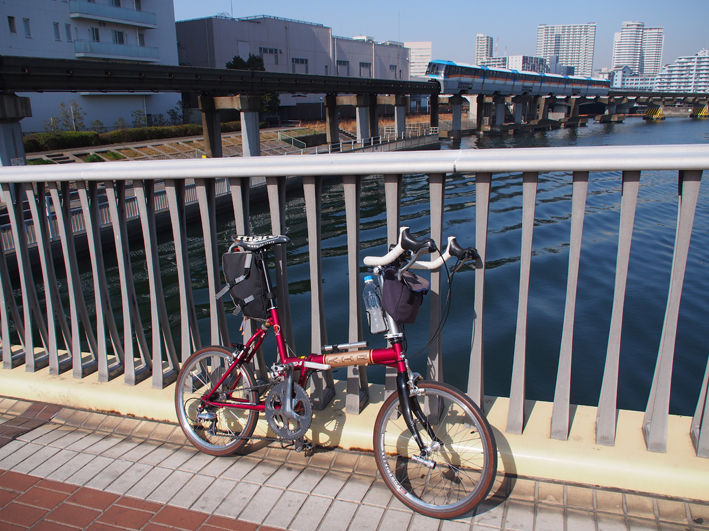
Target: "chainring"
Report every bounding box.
[264,381,313,440]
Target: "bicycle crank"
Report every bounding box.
[264,381,313,440]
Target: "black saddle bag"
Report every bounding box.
[221,251,270,320]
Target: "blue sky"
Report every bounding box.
[172,0,708,71]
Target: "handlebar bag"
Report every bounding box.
[222,250,269,320]
[381,267,430,324]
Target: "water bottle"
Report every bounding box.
[363,275,387,334]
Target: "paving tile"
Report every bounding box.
[179,450,217,473]
[361,480,393,508]
[319,499,359,529]
[14,424,55,443]
[0,470,41,492]
[262,489,308,529]
[64,432,107,452]
[566,508,598,531]
[354,454,378,477]
[567,484,595,510]
[537,481,564,506]
[11,445,61,475]
[67,487,120,510]
[263,462,302,489]
[288,494,332,531]
[29,449,77,478]
[348,503,386,530]
[146,469,194,504]
[96,504,154,528]
[331,451,360,472]
[189,477,237,514]
[242,459,279,485]
[655,499,687,523]
[220,456,260,481]
[509,478,536,502]
[535,504,564,530]
[28,426,74,446]
[16,485,70,509]
[288,467,327,495]
[504,500,535,531]
[126,466,173,500]
[168,473,214,509]
[46,503,102,528]
[471,499,505,529]
[105,461,153,495]
[114,496,163,513]
[626,517,659,530]
[597,490,625,515]
[82,434,123,455]
[378,508,412,529]
[441,518,472,530]
[48,430,92,449]
[47,452,101,482]
[66,455,114,486]
[238,484,283,524]
[0,442,44,470]
[625,493,656,519]
[307,450,335,469]
[689,503,709,527]
[153,504,208,529]
[336,473,374,504]
[310,469,348,498]
[138,443,182,466]
[100,438,139,459]
[0,440,25,463]
[597,512,629,530]
[159,446,198,470]
[197,455,236,478]
[0,501,47,527]
[214,481,260,519]
[85,458,133,490]
[121,440,162,462]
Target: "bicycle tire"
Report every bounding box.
[373,380,497,519]
[175,346,259,456]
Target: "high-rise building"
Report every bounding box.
[475,34,493,65]
[654,49,709,92]
[0,0,180,133]
[405,41,432,79]
[612,21,664,75]
[536,23,596,77]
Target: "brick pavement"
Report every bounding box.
[0,397,706,530]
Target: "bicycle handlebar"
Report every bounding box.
[363,227,480,271]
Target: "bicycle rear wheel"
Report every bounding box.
[373,380,497,519]
[175,346,259,456]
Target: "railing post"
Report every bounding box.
[384,173,402,392]
[428,173,445,382]
[692,356,709,457]
[343,174,369,413]
[468,172,491,406]
[507,172,539,434]
[644,170,702,452]
[551,171,589,440]
[596,171,640,445]
[303,175,335,409]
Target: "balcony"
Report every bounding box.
[69,0,157,29]
[74,40,159,62]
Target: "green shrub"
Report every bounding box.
[82,154,104,163]
[27,158,56,165]
[23,131,100,152]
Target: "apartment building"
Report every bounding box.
[404,41,432,80]
[1,0,180,133]
[475,34,493,65]
[612,21,664,75]
[654,49,709,92]
[536,23,596,77]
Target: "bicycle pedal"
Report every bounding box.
[197,410,216,421]
[294,438,313,455]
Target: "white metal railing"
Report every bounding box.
[0,145,707,457]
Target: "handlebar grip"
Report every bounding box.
[400,228,437,253]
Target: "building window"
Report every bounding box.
[336,60,349,76]
[112,30,125,45]
[137,32,145,47]
[111,0,121,6]
[292,57,308,74]
[135,0,142,10]
[89,27,100,42]
[259,47,279,65]
[389,64,397,78]
[8,16,16,34]
[65,24,72,42]
[53,22,61,41]
[23,17,31,38]
[359,62,372,78]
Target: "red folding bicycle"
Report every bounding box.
[175,227,497,519]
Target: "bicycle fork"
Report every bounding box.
[396,372,442,469]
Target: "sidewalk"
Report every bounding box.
[0,398,706,530]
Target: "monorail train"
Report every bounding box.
[426,60,610,97]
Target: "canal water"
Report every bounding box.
[178,117,708,416]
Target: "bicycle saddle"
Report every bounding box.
[233,234,290,251]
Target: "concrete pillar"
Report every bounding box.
[493,96,507,126]
[355,94,370,143]
[368,94,379,139]
[430,94,439,128]
[535,96,550,121]
[463,95,478,128]
[236,95,262,157]
[0,94,32,166]
[394,94,407,139]
[450,95,464,138]
[325,94,339,144]
[512,98,524,124]
[198,95,222,158]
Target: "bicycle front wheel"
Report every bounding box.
[373,381,497,519]
[175,346,259,456]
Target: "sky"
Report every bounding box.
[172,0,708,72]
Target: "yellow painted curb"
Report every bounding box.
[1,364,707,501]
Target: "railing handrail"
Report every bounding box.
[3,144,708,183]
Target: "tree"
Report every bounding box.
[44,116,60,132]
[131,109,147,128]
[58,101,86,131]
[114,117,129,129]
[90,119,105,132]
[225,55,280,117]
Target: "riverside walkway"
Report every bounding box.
[0,395,705,531]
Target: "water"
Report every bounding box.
[51,117,709,415]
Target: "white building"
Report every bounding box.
[654,49,709,93]
[536,23,596,77]
[176,15,409,116]
[611,21,664,75]
[475,34,493,65]
[0,0,180,133]
[404,41,432,80]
